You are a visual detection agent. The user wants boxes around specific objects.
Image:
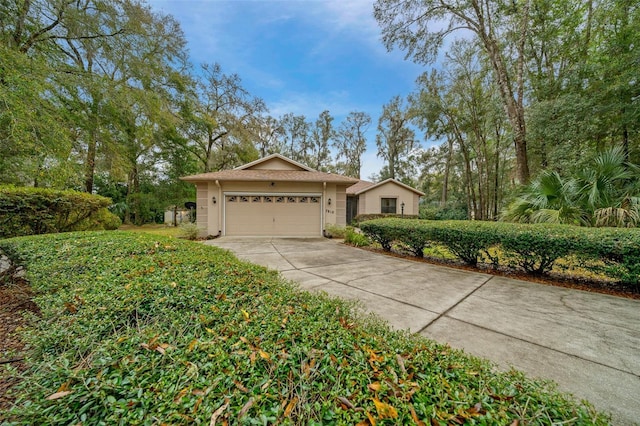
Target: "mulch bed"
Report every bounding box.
[0,279,39,412]
[358,245,640,300]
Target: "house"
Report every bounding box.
[181,154,423,237]
[346,179,424,224]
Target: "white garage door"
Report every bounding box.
[225,194,322,237]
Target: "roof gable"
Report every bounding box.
[236,154,314,172]
[180,154,358,184]
[348,178,425,196]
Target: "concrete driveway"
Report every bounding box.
[205,237,640,425]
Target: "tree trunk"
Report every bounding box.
[477,5,531,184]
[84,133,97,193]
[441,137,453,207]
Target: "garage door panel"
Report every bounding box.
[225,195,321,237]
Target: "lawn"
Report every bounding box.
[0,231,610,425]
[118,223,183,238]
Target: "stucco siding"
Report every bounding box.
[248,157,306,171]
[360,183,420,215]
[196,183,209,237]
[335,186,347,226]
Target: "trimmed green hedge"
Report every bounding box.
[360,218,640,285]
[0,186,115,238]
[0,232,608,424]
[352,213,418,226]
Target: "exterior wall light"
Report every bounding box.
[401,201,405,218]
[212,196,217,204]
[328,198,332,206]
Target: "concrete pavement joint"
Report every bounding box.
[294,267,440,315]
[269,242,296,271]
[433,316,640,379]
[416,275,494,335]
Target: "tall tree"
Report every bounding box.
[182,63,265,172]
[306,110,334,170]
[247,115,284,157]
[334,111,371,178]
[279,113,310,163]
[376,96,417,182]
[374,0,532,183]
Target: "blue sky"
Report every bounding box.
[147,0,432,179]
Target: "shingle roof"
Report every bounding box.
[346,180,375,194]
[346,178,425,196]
[181,169,359,184]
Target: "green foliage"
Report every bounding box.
[503,147,640,228]
[177,222,200,240]
[420,205,468,220]
[352,213,418,226]
[360,218,640,284]
[324,224,347,239]
[0,232,609,424]
[71,208,122,232]
[0,186,112,238]
[344,227,371,247]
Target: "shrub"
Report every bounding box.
[0,232,609,424]
[498,224,579,274]
[359,218,640,285]
[352,213,418,226]
[177,222,200,240]
[0,185,112,238]
[359,218,402,251]
[324,224,347,238]
[70,208,122,231]
[344,227,370,247]
[427,221,501,265]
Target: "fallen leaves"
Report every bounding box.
[46,391,72,400]
[209,401,229,426]
[372,397,398,419]
[283,396,298,417]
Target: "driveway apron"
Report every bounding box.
[205,237,640,425]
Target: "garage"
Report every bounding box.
[180,154,358,238]
[225,194,322,237]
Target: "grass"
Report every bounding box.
[0,231,610,425]
[118,223,182,238]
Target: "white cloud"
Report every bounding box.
[268,89,357,119]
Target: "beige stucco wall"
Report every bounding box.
[195,180,344,236]
[358,182,420,216]
[196,183,209,237]
[249,157,306,171]
[335,185,348,226]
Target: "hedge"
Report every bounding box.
[0,232,608,424]
[359,218,640,285]
[0,186,117,238]
[352,213,418,226]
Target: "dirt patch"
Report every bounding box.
[0,279,39,412]
[357,245,640,300]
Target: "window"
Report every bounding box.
[381,198,397,214]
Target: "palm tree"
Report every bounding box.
[502,146,640,227]
[575,147,640,227]
[501,170,587,225]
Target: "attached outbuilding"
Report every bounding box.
[180,154,358,237]
[346,179,424,224]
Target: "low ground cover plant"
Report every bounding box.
[0,232,609,425]
[360,218,640,286]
